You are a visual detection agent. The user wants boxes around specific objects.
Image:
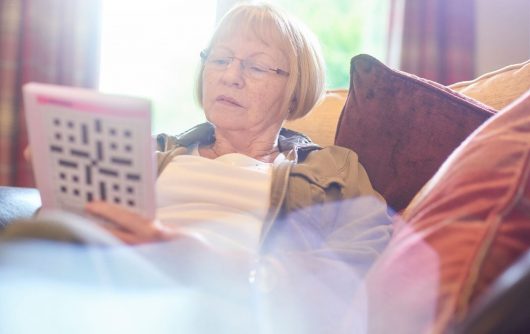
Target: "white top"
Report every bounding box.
[156,145,277,252]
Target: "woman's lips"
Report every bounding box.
[216,95,243,107]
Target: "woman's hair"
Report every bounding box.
[195,2,326,121]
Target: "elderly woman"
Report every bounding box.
[80,3,392,274]
[3,3,392,333]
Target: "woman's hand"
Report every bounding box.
[85,201,179,244]
[85,203,253,288]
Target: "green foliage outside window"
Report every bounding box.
[271,0,388,88]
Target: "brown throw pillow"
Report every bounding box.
[335,54,496,212]
[362,90,530,333]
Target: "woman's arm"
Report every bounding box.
[84,201,178,244]
[276,145,393,276]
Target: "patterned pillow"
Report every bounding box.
[335,54,496,212]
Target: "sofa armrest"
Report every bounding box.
[0,186,41,230]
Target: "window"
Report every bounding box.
[99,0,216,134]
[270,0,389,88]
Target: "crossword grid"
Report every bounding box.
[44,107,147,213]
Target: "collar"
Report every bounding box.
[157,122,321,163]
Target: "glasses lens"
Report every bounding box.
[204,53,287,79]
[207,55,232,70]
[243,60,270,80]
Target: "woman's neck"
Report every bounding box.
[200,129,281,162]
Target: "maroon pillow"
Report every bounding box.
[362,90,530,333]
[335,54,496,212]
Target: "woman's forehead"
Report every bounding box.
[214,33,266,50]
[217,27,272,45]
[212,30,288,61]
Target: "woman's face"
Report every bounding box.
[201,31,290,135]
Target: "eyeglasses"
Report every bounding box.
[200,50,289,80]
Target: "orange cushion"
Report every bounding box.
[449,59,530,110]
[362,89,530,333]
[284,89,347,147]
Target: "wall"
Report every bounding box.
[475,0,530,75]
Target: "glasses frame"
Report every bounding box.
[200,50,290,79]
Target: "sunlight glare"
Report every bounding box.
[99,0,217,134]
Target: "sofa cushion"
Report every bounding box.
[449,59,530,110]
[335,54,496,212]
[363,89,530,333]
[284,89,347,147]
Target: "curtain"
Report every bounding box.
[387,0,476,85]
[0,0,101,187]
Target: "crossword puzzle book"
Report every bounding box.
[23,83,156,220]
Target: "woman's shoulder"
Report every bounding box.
[290,145,360,183]
[291,145,383,202]
[156,123,215,152]
[298,144,359,167]
[155,123,214,176]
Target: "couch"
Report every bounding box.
[1,54,529,333]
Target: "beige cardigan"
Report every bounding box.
[155,123,392,277]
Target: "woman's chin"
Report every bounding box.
[207,111,245,127]
[208,117,247,131]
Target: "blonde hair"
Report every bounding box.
[195,2,325,120]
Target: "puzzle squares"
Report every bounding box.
[24,83,156,219]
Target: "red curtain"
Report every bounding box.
[387,0,476,85]
[0,0,101,187]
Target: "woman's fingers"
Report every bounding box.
[85,201,166,241]
[99,223,140,244]
[85,201,146,227]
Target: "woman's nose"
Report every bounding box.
[220,60,245,87]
